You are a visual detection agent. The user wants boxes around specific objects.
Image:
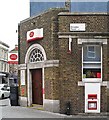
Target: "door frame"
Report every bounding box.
[27,63,45,106]
[31,68,43,105]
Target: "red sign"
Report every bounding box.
[8,53,18,64]
[88,94,97,99]
[29,31,34,37]
[10,54,17,60]
[27,28,43,42]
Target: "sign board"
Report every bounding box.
[27,28,43,42]
[8,53,18,64]
[70,23,86,31]
[20,70,25,85]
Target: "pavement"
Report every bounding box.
[0,98,109,120]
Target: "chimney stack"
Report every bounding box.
[65,0,71,12]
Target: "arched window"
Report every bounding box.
[25,44,46,63]
[29,48,44,63]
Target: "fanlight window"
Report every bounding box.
[29,48,44,63]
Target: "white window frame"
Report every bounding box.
[82,44,102,83]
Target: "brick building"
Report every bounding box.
[18,7,109,114]
[0,40,9,84]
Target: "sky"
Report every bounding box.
[0,0,29,50]
[0,0,108,50]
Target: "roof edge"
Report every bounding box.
[58,12,108,16]
[20,8,68,24]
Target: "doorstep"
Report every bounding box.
[31,104,44,110]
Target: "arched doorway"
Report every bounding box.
[25,44,46,106]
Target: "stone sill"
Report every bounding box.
[78,81,109,87]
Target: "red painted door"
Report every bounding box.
[31,69,43,105]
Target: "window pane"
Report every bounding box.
[83,68,101,78]
[88,52,95,58]
[29,48,44,63]
[87,46,96,58]
[88,46,94,52]
[83,45,101,62]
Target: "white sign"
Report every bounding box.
[27,28,43,42]
[20,70,25,85]
[70,23,86,31]
[8,53,18,64]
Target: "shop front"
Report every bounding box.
[18,9,109,114]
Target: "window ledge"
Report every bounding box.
[78,81,108,87]
[82,78,102,82]
[83,61,101,64]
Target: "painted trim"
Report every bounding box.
[27,67,32,106]
[68,35,72,53]
[82,46,83,80]
[101,45,103,82]
[42,68,45,104]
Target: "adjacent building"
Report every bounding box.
[8,45,18,85]
[18,1,109,115]
[0,41,9,84]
